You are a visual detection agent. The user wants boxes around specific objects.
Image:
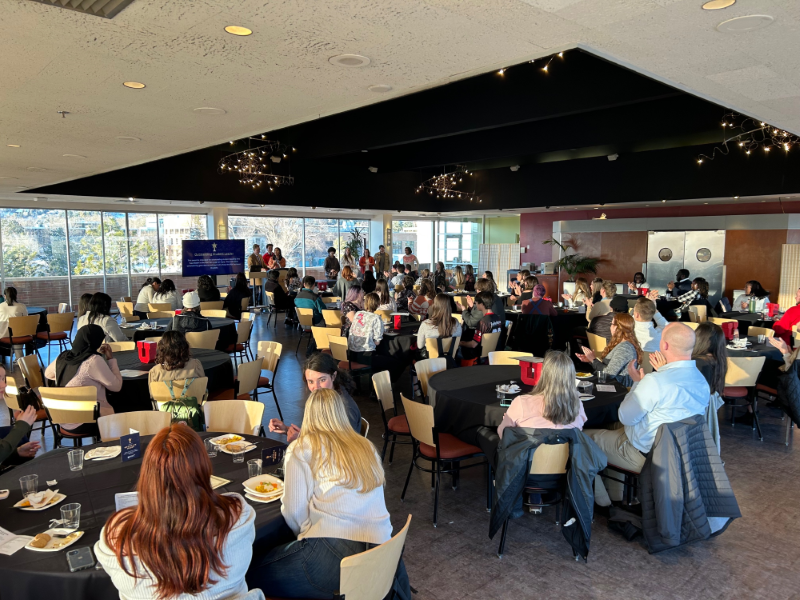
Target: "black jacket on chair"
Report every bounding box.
[489,427,607,560]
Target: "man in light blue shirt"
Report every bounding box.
[585,322,710,501]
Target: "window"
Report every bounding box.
[160,213,208,291]
[228,216,303,268]
[127,213,160,291]
[436,218,481,270]
[305,218,339,277]
[392,220,433,269]
[103,212,130,300]
[68,210,103,306]
[338,219,370,263]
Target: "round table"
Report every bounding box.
[505,309,587,353]
[378,322,420,362]
[107,348,235,413]
[427,365,626,446]
[0,433,292,600]
[718,311,774,337]
[27,306,47,326]
[120,317,237,351]
[727,335,784,389]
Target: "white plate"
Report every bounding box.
[26,529,84,552]
[575,373,594,380]
[208,433,245,446]
[219,442,258,455]
[579,395,595,401]
[15,492,66,511]
[245,492,281,504]
[243,474,284,495]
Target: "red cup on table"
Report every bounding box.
[720,322,736,341]
[519,357,544,386]
[393,314,402,330]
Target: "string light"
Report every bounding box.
[697,111,800,164]
[497,50,567,77]
[415,165,477,202]
[219,137,295,189]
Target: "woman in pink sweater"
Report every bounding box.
[45,324,122,437]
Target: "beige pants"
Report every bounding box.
[584,423,646,502]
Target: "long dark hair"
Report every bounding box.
[375,279,391,305]
[78,293,93,318]
[633,272,646,285]
[88,292,113,324]
[4,287,17,306]
[197,275,215,292]
[693,277,709,299]
[303,352,354,394]
[140,277,161,290]
[156,331,192,371]
[156,279,176,298]
[746,280,770,299]
[233,272,249,292]
[692,322,727,395]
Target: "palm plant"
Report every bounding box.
[542,237,599,281]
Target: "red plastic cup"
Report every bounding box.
[767,303,779,317]
[720,322,736,341]
[393,315,402,330]
[174,309,182,315]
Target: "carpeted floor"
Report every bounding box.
[6,315,799,599]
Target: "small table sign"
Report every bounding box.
[120,432,142,462]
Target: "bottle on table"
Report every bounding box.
[749,298,756,313]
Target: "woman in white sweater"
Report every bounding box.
[247,388,410,599]
[77,292,127,342]
[96,425,255,600]
[153,278,181,311]
[417,293,462,357]
[133,277,161,318]
[0,287,27,320]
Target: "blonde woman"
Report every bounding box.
[417,293,462,356]
[341,247,358,271]
[414,268,431,286]
[247,389,410,599]
[451,265,465,288]
[562,276,591,307]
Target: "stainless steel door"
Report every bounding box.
[646,231,686,294]
[684,230,725,306]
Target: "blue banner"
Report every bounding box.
[182,239,245,277]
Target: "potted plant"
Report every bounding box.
[345,226,366,257]
[542,237,599,281]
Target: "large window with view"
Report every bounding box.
[436,218,482,270]
[228,216,303,271]
[103,212,130,301]
[392,220,433,272]
[159,213,208,291]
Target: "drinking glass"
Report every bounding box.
[205,439,218,457]
[248,459,262,478]
[597,370,607,383]
[19,474,38,499]
[578,381,593,395]
[233,450,245,463]
[60,503,81,532]
[68,449,84,471]
[758,334,766,344]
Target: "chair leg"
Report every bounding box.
[272,389,283,421]
[497,517,509,558]
[486,463,493,512]
[295,333,303,355]
[433,459,441,528]
[388,434,397,465]
[752,397,763,441]
[400,452,415,502]
[381,433,389,463]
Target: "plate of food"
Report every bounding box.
[575,372,594,379]
[243,475,284,503]
[26,529,84,552]
[497,384,521,394]
[14,490,66,511]
[85,446,121,460]
[208,434,244,446]
[219,441,258,455]
[579,394,595,402]
[244,492,281,504]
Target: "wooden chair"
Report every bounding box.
[116,301,135,319]
[414,357,446,400]
[708,317,739,326]
[376,310,393,323]
[185,329,220,350]
[489,351,534,366]
[322,296,341,305]
[495,443,569,557]
[234,359,263,404]
[148,377,209,409]
[106,341,135,352]
[479,331,501,363]
[586,332,607,354]
[200,301,224,311]
[401,395,487,527]
[311,326,334,354]
[688,305,707,323]
[5,375,49,440]
[453,296,468,312]
[219,292,228,299]
[147,311,175,319]
[329,335,371,379]
[40,386,100,447]
[338,515,412,600]
[37,312,74,363]
[200,309,227,318]
[323,308,343,329]
[724,356,767,440]
[148,303,172,312]
[240,311,252,322]
[256,341,283,420]
[360,417,370,437]
[748,326,774,338]
[17,355,44,390]
[227,319,253,365]
[295,308,315,355]
[424,336,460,361]
[373,370,411,464]
[0,315,40,366]
[122,296,132,303]
[98,411,171,441]
[203,400,264,436]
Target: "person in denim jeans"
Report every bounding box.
[246,389,410,599]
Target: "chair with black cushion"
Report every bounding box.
[401,395,487,527]
[264,291,290,328]
[509,314,553,357]
[372,370,411,464]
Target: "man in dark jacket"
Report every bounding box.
[165,291,211,334]
[489,427,607,560]
[294,276,327,325]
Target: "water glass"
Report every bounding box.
[232,450,245,463]
[19,474,38,499]
[205,439,218,457]
[60,503,81,532]
[758,334,766,344]
[578,381,593,395]
[68,449,84,471]
[597,370,607,383]
[247,459,262,478]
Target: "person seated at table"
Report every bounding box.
[133,277,161,319]
[692,322,730,441]
[390,263,406,289]
[152,278,180,311]
[223,272,250,320]
[434,272,449,294]
[285,267,302,295]
[461,278,505,327]
[375,279,397,312]
[773,287,800,344]
[414,268,431,286]
[341,284,364,338]
[249,388,410,599]
[362,270,377,294]
[395,276,416,313]
[77,292,93,318]
[589,295,630,341]
[509,269,531,293]
[0,287,27,320]
[97,425,255,600]
[409,280,435,318]
[196,274,221,302]
[464,264,476,292]
[687,277,719,318]
[44,324,122,438]
[165,291,212,334]
[666,268,692,299]
[333,265,357,300]
[460,291,503,364]
[347,292,398,378]
[584,281,617,323]
[627,272,649,293]
[510,276,535,306]
[417,293,463,358]
[450,265,466,290]
[269,352,362,443]
[584,323,709,501]
[590,277,603,303]
[265,269,294,314]
[562,277,591,308]
[148,330,206,390]
[78,292,127,342]
[521,284,558,316]
[0,366,41,468]
[632,296,667,351]
[482,270,498,293]
[295,276,327,325]
[324,246,340,279]
[732,280,771,313]
[576,313,641,386]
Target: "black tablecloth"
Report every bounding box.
[428,365,626,445]
[378,322,420,363]
[120,317,237,350]
[727,335,784,389]
[0,433,290,600]
[106,348,235,413]
[505,309,587,352]
[717,312,775,337]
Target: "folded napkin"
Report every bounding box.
[26,489,58,509]
[85,446,122,460]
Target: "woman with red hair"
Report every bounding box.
[95,425,255,599]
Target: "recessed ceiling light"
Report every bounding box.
[368,84,392,93]
[703,0,735,9]
[734,196,739,199]
[116,136,141,142]
[224,25,252,36]
[329,54,371,68]
[62,153,86,158]
[123,81,146,89]
[193,107,227,115]
[7,144,20,148]
[26,166,47,172]
[716,14,775,33]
